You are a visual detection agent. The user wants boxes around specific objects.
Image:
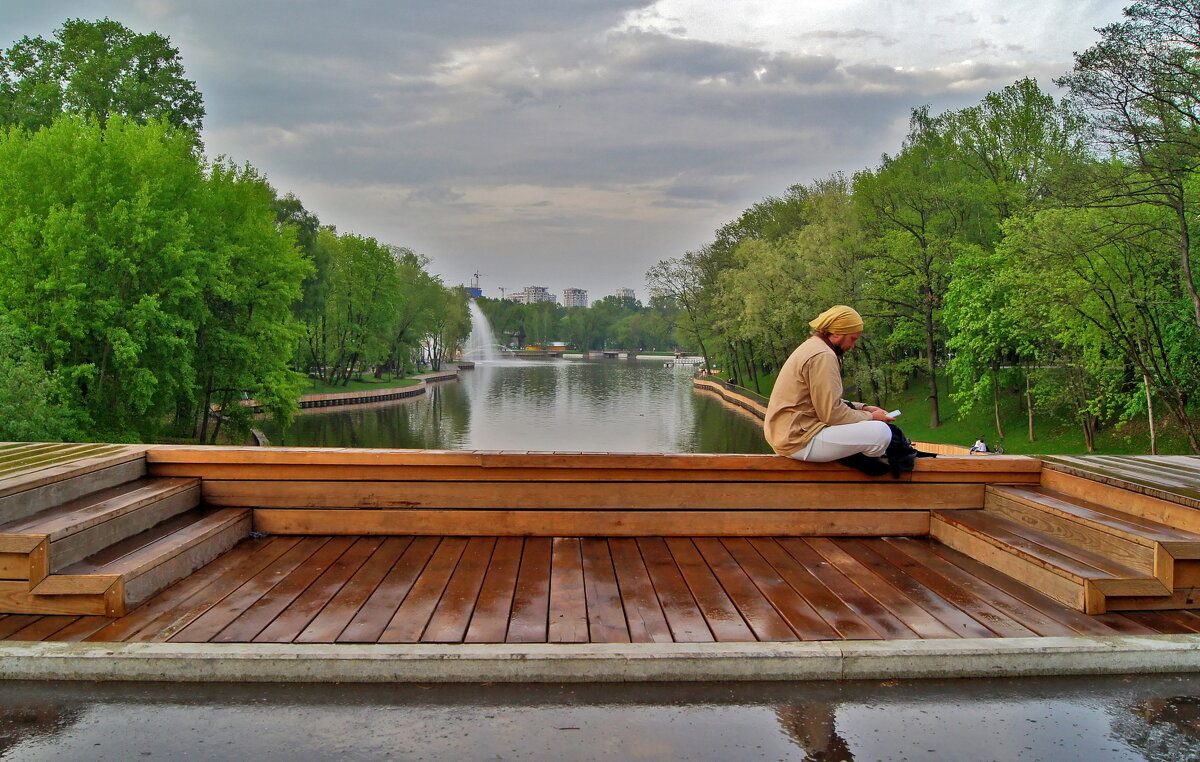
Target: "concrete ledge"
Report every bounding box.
[2,636,1199,683]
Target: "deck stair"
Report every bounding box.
[0,473,249,616]
[932,484,1200,614]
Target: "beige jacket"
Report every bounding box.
[763,335,870,456]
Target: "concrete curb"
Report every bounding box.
[2,636,1199,683]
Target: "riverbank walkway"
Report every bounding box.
[1,442,1198,682]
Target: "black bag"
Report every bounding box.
[837,423,937,478]
[882,423,938,478]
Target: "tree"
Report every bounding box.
[855,109,993,427]
[0,116,208,440]
[425,287,469,371]
[0,116,309,442]
[1000,204,1200,452]
[0,17,204,134]
[190,162,312,443]
[304,230,404,385]
[0,318,83,442]
[1058,0,1200,330]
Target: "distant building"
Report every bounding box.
[465,272,483,299]
[614,287,635,301]
[563,288,588,307]
[509,285,554,304]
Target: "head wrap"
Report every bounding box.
[809,305,864,335]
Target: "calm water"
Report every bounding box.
[261,358,771,453]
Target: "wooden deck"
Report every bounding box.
[1,443,1199,645]
[3,532,1199,644]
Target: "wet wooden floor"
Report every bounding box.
[3,533,1198,644]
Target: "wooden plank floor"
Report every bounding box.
[1,534,1195,644]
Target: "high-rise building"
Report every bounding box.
[614,287,635,301]
[563,288,588,307]
[509,286,554,304]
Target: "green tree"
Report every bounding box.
[1000,203,1200,452]
[1058,0,1200,329]
[426,287,469,371]
[0,116,207,440]
[305,230,404,385]
[0,318,83,442]
[191,162,312,443]
[0,17,204,134]
[855,108,994,427]
[0,116,306,442]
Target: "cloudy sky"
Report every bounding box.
[1,0,1130,300]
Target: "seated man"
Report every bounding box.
[764,305,894,462]
[970,438,988,454]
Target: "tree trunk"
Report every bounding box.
[924,307,940,428]
[1144,372,1157,456]
[742,341,761,394]
[1175,204,1200,332]
[1025,368,1035,443]
[991,362,1005,440]
[1082,416,1096,453]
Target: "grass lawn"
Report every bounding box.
[303,376,422,395]
[887,379,1195,456]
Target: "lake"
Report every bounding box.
[259,358,771,453]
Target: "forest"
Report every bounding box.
[0,19,468,444]
[648,1,1200,454]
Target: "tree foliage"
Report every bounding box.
[0,116,308,442]
[0,18,204,134]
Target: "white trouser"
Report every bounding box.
[786,421,892,462]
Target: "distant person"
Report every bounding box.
[970,438,988,454]
[764,305,895,463]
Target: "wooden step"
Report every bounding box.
[0,508,250,616]
[0,445,147,525]
[984,485,1200,586]
[0,478,201,575]
[1040,468,1200,535]
[988,485,1200,557]
[931,509,1169,614]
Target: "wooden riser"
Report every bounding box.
[121,510,250,610]
[201,480,985,511]
[49,483,201,571]
[1041,469,1200,535]
[0,577,123,616]
[253,508,931,537]
[0,535,47,584]
[984,491,1158,577]
[1106,589,1200,611]
[151,463,1042,485]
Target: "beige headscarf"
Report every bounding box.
[809,305,864,334]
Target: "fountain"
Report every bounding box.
[463,300,506,363]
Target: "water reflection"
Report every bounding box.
[2,676,1198,760]
[263,358,771,453]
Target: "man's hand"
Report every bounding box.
[863,405,894,422]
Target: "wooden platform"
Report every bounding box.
[3,533,1198,645]
[2,443,1200,642]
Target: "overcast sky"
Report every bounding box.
[1,0,1130,300]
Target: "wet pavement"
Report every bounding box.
[0,675,1197,761]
